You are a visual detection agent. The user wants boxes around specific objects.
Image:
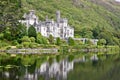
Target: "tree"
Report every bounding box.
[85,39,93,45]
[42,37,48,44]
[80,27,93,38]
[3,28,12,41]
[17,24,27,39]
[98,32,114,45]
[68,37,75,46]
[56,37,61,46]
[48,35,54,44]
[36,33,48,44]
[97,39,106,45]
[28,26,37,38]
[0,0,23,36]
[36,33,43,44]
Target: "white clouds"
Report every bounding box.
[115,0,120,2]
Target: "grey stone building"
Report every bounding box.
[20,10,74,39]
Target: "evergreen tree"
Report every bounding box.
[28,26,37,38]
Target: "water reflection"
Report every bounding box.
[24,59,74,80]
[1,53,119,80]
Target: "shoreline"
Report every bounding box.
[3,47,119,54]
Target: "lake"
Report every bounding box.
[0,52,120,80]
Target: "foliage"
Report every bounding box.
[36,33,48,44]
[0,33,4,40]
[97,39,106,45]
[21,36,31,42]
[22,42,30,48]
[28,26,37,38]
[21,0,120,45]
[68,37,75,46]
[68,55,74,62]
[48,35,54,44]
[30,37,35,42]
[0,0,23,38]
[80,28,93,38]
[29,43,38,48]
[55,37,61,46]
[0,40,9,48]
[17,24,27,38]
[3,28,12,41]
[12,40,19,46]
[85,39,93,45]
[0,0,120,46]
[16,44,23,49]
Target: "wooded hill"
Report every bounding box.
[21,0,120,45]
[0,0,120,45]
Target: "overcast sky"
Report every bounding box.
[115,0,120,2]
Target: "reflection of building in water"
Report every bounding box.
[24,59,74,80]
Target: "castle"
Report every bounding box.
[20,10,74,39]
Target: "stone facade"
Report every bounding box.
[20,10,74,39]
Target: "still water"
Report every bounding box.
[0,53,120,80]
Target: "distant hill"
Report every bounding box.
[21,0,120,45]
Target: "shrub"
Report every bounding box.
[6,46,11,50]
[29,43,38,48]
[56,37,61,46]
[16,44,23,49]
[48,35,54,44]
[0,33,4,40]
[30,37,35,42]
[21,36,31,42]
[68,37,75,46]
[22,42,30,48]
[97,39,106,45]
[12,40,19,46]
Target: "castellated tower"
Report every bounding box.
[56,10,61,23]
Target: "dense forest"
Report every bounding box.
[0,0,120,46]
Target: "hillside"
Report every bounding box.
[0,0,120,45]
[21,0,120,45]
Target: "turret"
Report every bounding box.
[56,10,61,23]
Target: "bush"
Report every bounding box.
[56,37,61,46]
[36,33,48,44]
[48,35,54,44]
[12,40,19,46]
[97,39,106,45]
[0,41,9,48]
[6,46,11,50]
[68,37,75,46]
[16,44,23,49]
[22,42,30,48]
[29,43,38,48]
[0,33,4,40]
[21,36,31,42]
[30,37,35,42]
